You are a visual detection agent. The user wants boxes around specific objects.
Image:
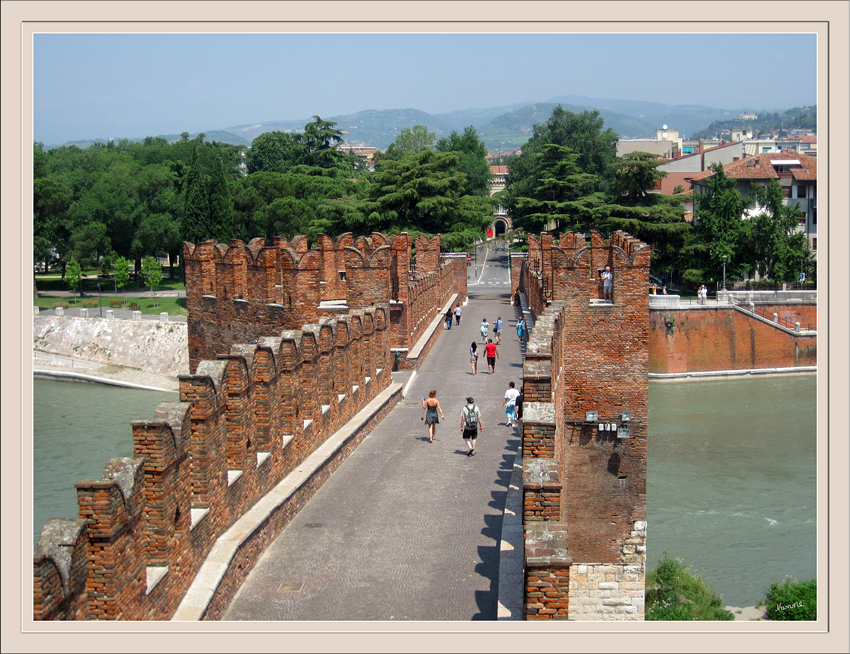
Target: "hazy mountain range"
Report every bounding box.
[51,94,772,152]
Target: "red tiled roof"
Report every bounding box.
[490,165,508,174]
[799,134,817,144]
[686,151,817,183]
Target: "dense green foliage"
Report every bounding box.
[331,149,492,251]
[763,578,816,621]
[646,553,735,621]
[499,105,814,288]
[34,113,493,276]
[435,126,492,197]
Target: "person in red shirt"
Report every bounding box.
[483,339,499,374]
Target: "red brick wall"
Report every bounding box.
[33,303,395,620]
[521,230,649,565]
[648,307,817,373]
[34,230,469,621]
[525,564,570,619]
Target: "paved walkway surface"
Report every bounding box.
[223,246,526,621]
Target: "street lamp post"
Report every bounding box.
[722,255,728,292]
[97,283,102,318]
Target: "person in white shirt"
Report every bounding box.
[503,381,521,427]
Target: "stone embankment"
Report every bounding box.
[33,315,188,391]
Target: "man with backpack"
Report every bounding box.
[460,396,483,457]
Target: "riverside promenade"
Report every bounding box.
[222,247,526,621]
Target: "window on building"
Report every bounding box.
[812,238,817,251]
[812,210,817,225]
[781,187,792,198]
[797,185,807,199]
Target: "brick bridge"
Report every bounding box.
[34,230,650,621]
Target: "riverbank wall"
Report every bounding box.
[648,302,817,374]
[33,315,189,378]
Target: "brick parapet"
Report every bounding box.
[520,231,649,620]
[184,233,448,372]
[524,521,571,620]
[34,229,469,622]
[34,302,394,621]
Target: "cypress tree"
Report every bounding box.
[182,146,209,244]
[207,154,234,242]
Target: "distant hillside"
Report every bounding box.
[50,96,813,153]
[691,105,817,139]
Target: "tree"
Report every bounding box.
[435,126,492,197]
[502,107,618,228]
[384,125,436,160]
[69,221,111,269]
[66,257,83,303]
[602,152,690,280]
[246,131,299,174]
[114,256,130,295]
[333,149,492,249]
[292,116,353,172]
[140,255,163,307]
[511,144,598,233]
[688,163,754,284]
[207,154,234,242]
[181,146,210,244]
[524,106,618,186]
[748,179,809,282]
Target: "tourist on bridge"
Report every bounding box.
[516,384,525,421]
[503,381,521,427]
[454,304,462,325]
[516,317,526,343]
[602,265,613,302]
[470,341,479,375]
[421,390,446,443]
[460,396,483,457]
[494,316,503,344]
[484,338,499,374]
[480,318,489,342]
[445,308,453,330]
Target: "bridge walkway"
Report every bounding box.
[222,247,526,621]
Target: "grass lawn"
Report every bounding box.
[34,295,188,316]
[34,269,185,295]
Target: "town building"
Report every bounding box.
[686,151,818,253]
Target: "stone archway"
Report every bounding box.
[491,216,512,237]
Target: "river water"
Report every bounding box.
[32,374,816,608]
[32,379,178,545]
[647,374,817,607]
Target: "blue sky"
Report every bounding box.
[33,32,817,145]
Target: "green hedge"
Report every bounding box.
[646,553,734,621]
[763,578,817,621]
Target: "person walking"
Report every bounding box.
[516,384,525,421]
[483,338,499,374]
[480,318,489,342]
[454,304,462,325]
[460,396,483,457]
[494,316,503,344]
[516,317,526,343]
[445,308,453,330]
[503,381,521,427]
[470,341,479,375]
[421,390,446,443]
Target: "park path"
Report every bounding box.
[222,248,526,621]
